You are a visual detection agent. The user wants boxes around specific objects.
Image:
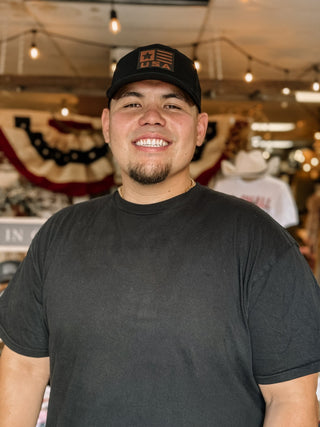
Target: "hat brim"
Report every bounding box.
[221,159,268,178]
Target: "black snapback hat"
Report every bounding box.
[107,44,202,111]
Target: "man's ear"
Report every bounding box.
[196,112,209,147]
[101,108,110,143]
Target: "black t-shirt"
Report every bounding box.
[1,184,320,426]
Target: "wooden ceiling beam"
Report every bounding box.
[0,75,313,103]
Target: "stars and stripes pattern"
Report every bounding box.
[0,110,115,197]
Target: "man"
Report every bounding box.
[0,43,320,426]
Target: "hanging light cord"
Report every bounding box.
[2,27,319,81]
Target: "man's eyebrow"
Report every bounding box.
[162,92,187,101]
[118,91,143,99]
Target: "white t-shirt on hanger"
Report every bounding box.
[214,175,299,228]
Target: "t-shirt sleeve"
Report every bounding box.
[248,244,320,384]
[274,181,299,228]
[0,238,49,357]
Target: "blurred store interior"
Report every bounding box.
[2,0,320,421]
[2,0,320,257]
[1,0,320,254]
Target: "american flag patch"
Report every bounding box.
[137,48,174,71]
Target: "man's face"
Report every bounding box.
[102,80,208,186]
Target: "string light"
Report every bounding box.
[61,106,69,117]
[28,29,39,60]
[110,58,117,74]
[312,80,320,91]
[109,2,121,34]
[281,69,291,95]
[312,65,320,91]
[282,87,290,95]
[312,79,320,92]
[6,28,320,87]
[244,70,253,82]
[60,99,70,117]
[192,43,201,72]
[244,56,253,82]
[193,57,201,72]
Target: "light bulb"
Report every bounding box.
[281,69,290,95]
[29,44,39,60]
[282,87,290,95]
[29,29,40,59]
[110,59,117,74]
[193,58,201,72]
[244,56,253,82]
[109,10,121,34]
[312,80,320,92]
[244,70,253,83]
[61,107,69,117]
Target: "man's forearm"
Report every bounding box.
[0,345,50,427]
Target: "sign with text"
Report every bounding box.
[0,217,46,252]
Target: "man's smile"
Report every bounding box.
[134,138,169,147]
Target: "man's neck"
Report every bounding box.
[118,176,196,204]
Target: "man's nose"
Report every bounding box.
[138,107,166,126]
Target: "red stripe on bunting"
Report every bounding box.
[0,127,114,196]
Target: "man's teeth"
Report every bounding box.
[135,139,168,147]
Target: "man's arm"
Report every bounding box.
[0,345,50,427]
[259,373,319,426]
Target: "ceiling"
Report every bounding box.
[1,0,320,147]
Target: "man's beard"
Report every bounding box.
[129,162,171,185]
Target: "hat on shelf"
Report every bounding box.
[221,150,268,178]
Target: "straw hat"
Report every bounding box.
[221,150,268,178]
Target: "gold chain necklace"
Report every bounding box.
[118,178,196,200]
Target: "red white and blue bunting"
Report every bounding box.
[0,110,114,197]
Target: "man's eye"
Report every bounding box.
[124,103,141,108]
[165,104,181,110]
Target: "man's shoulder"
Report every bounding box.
[196,183,263,212]
[52,193,112,219]
[35,193,113,237]
[196,184,295,243]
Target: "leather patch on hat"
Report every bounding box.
[137,48,174,71]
